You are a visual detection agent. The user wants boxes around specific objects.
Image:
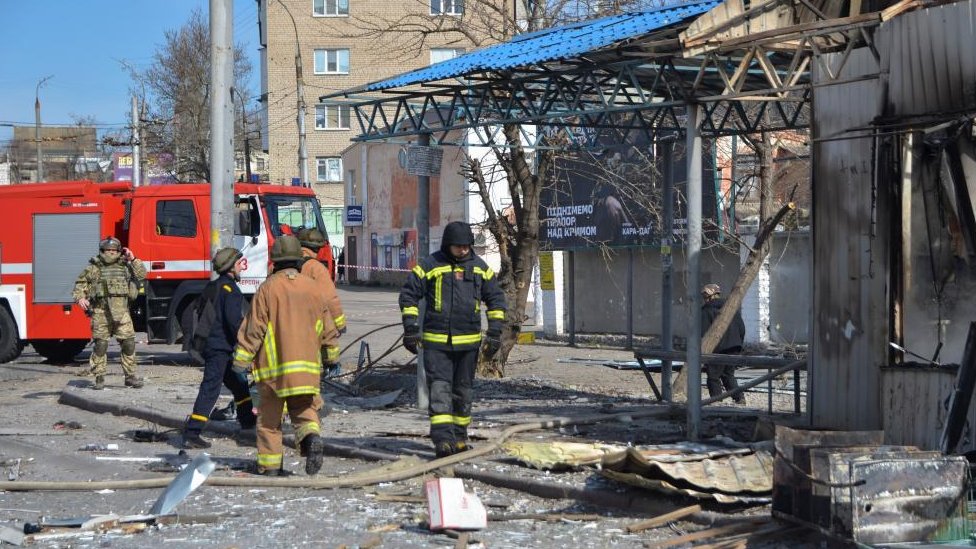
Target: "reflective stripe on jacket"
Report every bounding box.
[234,268,339,398]
[398,250,506,351]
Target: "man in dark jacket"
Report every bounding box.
[701,283,746,404]
[183,248,256,449]
[399,222,507,458]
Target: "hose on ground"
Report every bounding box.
[3,405,679,491]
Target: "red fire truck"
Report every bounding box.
[0,180,335,364]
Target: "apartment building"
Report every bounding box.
[257,0,503,249]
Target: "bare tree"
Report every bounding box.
[129,8,253,182]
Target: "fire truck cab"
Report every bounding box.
[0,180,334,364]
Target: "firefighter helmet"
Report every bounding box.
[270,235,303,262]
[701,283,721,299]
[297,228,327,250]
[212,247,243,274]
[99,236,122,252]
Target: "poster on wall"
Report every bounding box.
[402,229,418,270]
[539,132,718,250]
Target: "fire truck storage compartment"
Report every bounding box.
[33,213,101,303]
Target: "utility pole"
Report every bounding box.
[242,101,252,183]
[132,96,141,187]
[34,75,52,182]
[277,0,309,186]
[209,0,235,256]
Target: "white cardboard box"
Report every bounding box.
[425,477,487,530]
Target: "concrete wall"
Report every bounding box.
[565,232,810,344]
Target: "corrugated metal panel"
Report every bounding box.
[811,48,885,429]
[878,0,976,118]
[33,213,101,303]
[365,0,721,91]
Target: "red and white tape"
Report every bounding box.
[336,263,413,273]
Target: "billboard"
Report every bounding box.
[112,153,177,185]
[539,134,718,250]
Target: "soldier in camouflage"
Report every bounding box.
[72,236,147,390]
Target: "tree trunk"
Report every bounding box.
[476,123,544,378]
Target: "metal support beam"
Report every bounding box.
[685,103,703,440]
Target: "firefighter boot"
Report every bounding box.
[301,435,324,475]
[434,441,456,459]
[182,433,211,449]
[124,375,145,389]
[454,440,474,454]
[92,376,105,390]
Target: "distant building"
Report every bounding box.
[9,126,103,182]
[256,0,498,254]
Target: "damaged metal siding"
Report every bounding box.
[811,47,886,430]
[877,0,976,120]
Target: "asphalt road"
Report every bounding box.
[0,285,807,548]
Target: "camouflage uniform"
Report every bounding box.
[72,243,147,385]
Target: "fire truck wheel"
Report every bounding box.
[31,339,89,364]
[0,306,24,364]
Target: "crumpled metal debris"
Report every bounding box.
[502,440,772,503]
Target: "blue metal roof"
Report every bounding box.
[365,0,721,91]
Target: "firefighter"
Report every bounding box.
[182,248,256,449]
[232,235,337,476]
[398,222,507,458]
[701,283,746,404]
[72,236,147,390]
[296,228,345,379]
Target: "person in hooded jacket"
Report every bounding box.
[398,222,507,458]
[701,283,746,403]
[182,247,256,449]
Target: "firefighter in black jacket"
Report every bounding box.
[399,222,507,458]
[182,248,256,449]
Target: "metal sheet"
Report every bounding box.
[810,46,885,431]
[364,1,721,91]
[877,0,976,119]
[849,456,968,544]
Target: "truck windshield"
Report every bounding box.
[262,195,329,241]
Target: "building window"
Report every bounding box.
[430,48,465,64]
[431,0,463,15]
[317,157,342,183]
[315,104,351,130]
[314,49,350,74]
[256,157,267,171]
[155,199,197,237]
[313,0,348,16]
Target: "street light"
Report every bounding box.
[35,75,53,182]
[276,0,309,187]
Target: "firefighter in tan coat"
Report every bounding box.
[297,228,345,378]
[232,235,339,476]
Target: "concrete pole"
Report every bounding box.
[685,103,703,440]
[416,132,432,411]
[132,96,141,187]
[209,0,235,256]
[660,137,675,401]
[417,133,431,256]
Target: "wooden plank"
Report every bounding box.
[626,504,701,533]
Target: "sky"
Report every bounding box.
[0,0,261,145]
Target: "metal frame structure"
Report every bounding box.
[323,5,885,147]
[323,0,900,437]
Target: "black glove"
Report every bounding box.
[483,334,502,359]
[403,327,420,355]
[338,326,347,336]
